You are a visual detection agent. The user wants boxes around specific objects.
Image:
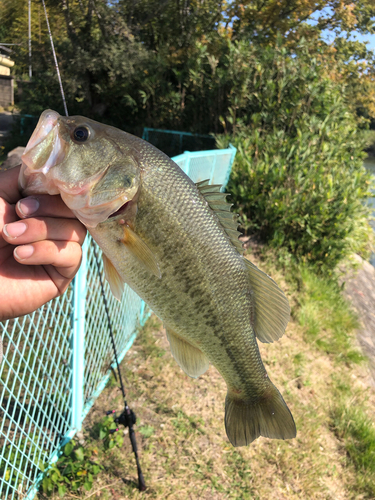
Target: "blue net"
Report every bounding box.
[0,145,236,499]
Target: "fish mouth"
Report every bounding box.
[19,110,66,196]
[27,110,60,152]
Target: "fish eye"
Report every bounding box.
[73,126,90,143]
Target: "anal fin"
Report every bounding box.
[166,328,209,378]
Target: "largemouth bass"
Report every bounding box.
[19,110,296,446]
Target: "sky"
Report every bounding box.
[308,7,375,51]
[322,29,375,50]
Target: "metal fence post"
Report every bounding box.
[71,238,88,431]
[142,128,149,141]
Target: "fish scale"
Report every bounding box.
[134,163,255,373]
[19,110,296,447]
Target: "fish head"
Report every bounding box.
[19,110,141,227]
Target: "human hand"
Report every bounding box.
[0,165,87,321]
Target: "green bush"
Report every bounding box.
[41,440,103,497]
[218,41,373,271]
[41,417,123,497]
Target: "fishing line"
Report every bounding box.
[41,1,146,491]
[41,0,68,116]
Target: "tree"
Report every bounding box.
[2,0,375,128]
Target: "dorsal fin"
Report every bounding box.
[196,180,244,254]
[198,184,222,194]
[244,258,290,343]
[195,179,210,188]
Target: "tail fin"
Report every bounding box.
[225,384,296,447]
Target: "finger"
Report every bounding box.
[0,199,18,250]
[16,194,77,220]
[0,166,21,204]
[3,217,87,246]
[14,240,83,279]
[42,264,77,296]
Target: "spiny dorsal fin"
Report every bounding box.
[244,258,290,343]
[195,179,210,188]
[196,180,243,254]
[198,184,222,194]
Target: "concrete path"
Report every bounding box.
[341,255,375,386]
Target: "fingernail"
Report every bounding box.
[3,222,27,238]
[18,198,39,216]
[14,245,34,260]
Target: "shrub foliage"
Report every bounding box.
[218,41,373,271]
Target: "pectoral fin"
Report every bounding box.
[122,225,161,278]
[166,328,209,378]
[103,254,125,302]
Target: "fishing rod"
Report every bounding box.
[40,0,146,491]
[92,245,146,491]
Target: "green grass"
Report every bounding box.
[332,405,375,496]
[275,258,375,498]
[296,267,364,364]
[331,395,375,497]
